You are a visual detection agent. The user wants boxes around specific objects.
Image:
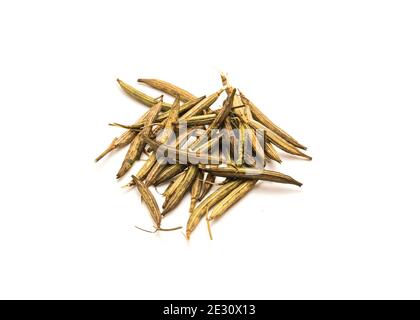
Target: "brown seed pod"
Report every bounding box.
[153,164,186,186]
[162,166,198,216]
[117,79,171,110]
[208,180,257,221]
[189,171,204,213]
[138,78,197,102]
[116,99,163,179]
[132,176,181,233]
[190,88,235,150]
[240,92,307,150]
[197,172,216,201]
[199,166,302,187]
[186,180,242,239]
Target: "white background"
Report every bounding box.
[0,1,419,299]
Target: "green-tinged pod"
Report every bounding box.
[199,166,302,186]
[117,79,171,110]
[186,180,242,239]
[138,78,197,102]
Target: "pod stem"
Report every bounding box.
[206,208,213,240]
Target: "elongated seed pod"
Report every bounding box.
[180,88,224,120]
[163,170,188,198]
[175,114,217,126]
[247,118,311,160]
[240,92,306,150]
[95,113,147,162]
[116,99,163,178]
[116,132,144,179]
[186,180,242,239]
[197,173,215,201]
[236,119,245,166]
[135,153,157,181]
[265,142,282,164]
[190,89,235,150]
[189,171,204,213]
[138,78,197,102]
[143,136,222,165]
[241,120,266,165]
[162,166,198,215]
[132,176,162,228]
[220,116,238,167]
[194,131,224,154]
[154,164,186,186]
[199,166,302,186]
[143,98,181,186]
[117,79,171,110]
[128,129,194,187]
[110,96,207,131]
[208,180,257,221]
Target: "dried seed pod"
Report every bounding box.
[186,180,242,239]
[132,176,161,227]
[138,78,197,102]
[143,136,223,165]
[116,132,144,179]
[199,166,302,186]
[240,119,266,165]
[143,98,181,186]
[117,79,171,110]
[95,113,147,162]
[208,180,257,221]
[127,128,195,187]
[190,88,235,150]
[264,142,282,164]
[247,118,311,160]
[111,96,207,131]
[154,164,186,186]
[174,114,217,126]
[197,173,216,201]
[180,88,224,120]
[240,92,307,150]
[193,131,224,154]
[162,166,198,215]
[189,171,204,213]
[132,176,181,232]
[163,170,188,199]
[236,119,246,166]
[116,99,163,178]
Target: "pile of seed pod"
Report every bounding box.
[96,75,311,239]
